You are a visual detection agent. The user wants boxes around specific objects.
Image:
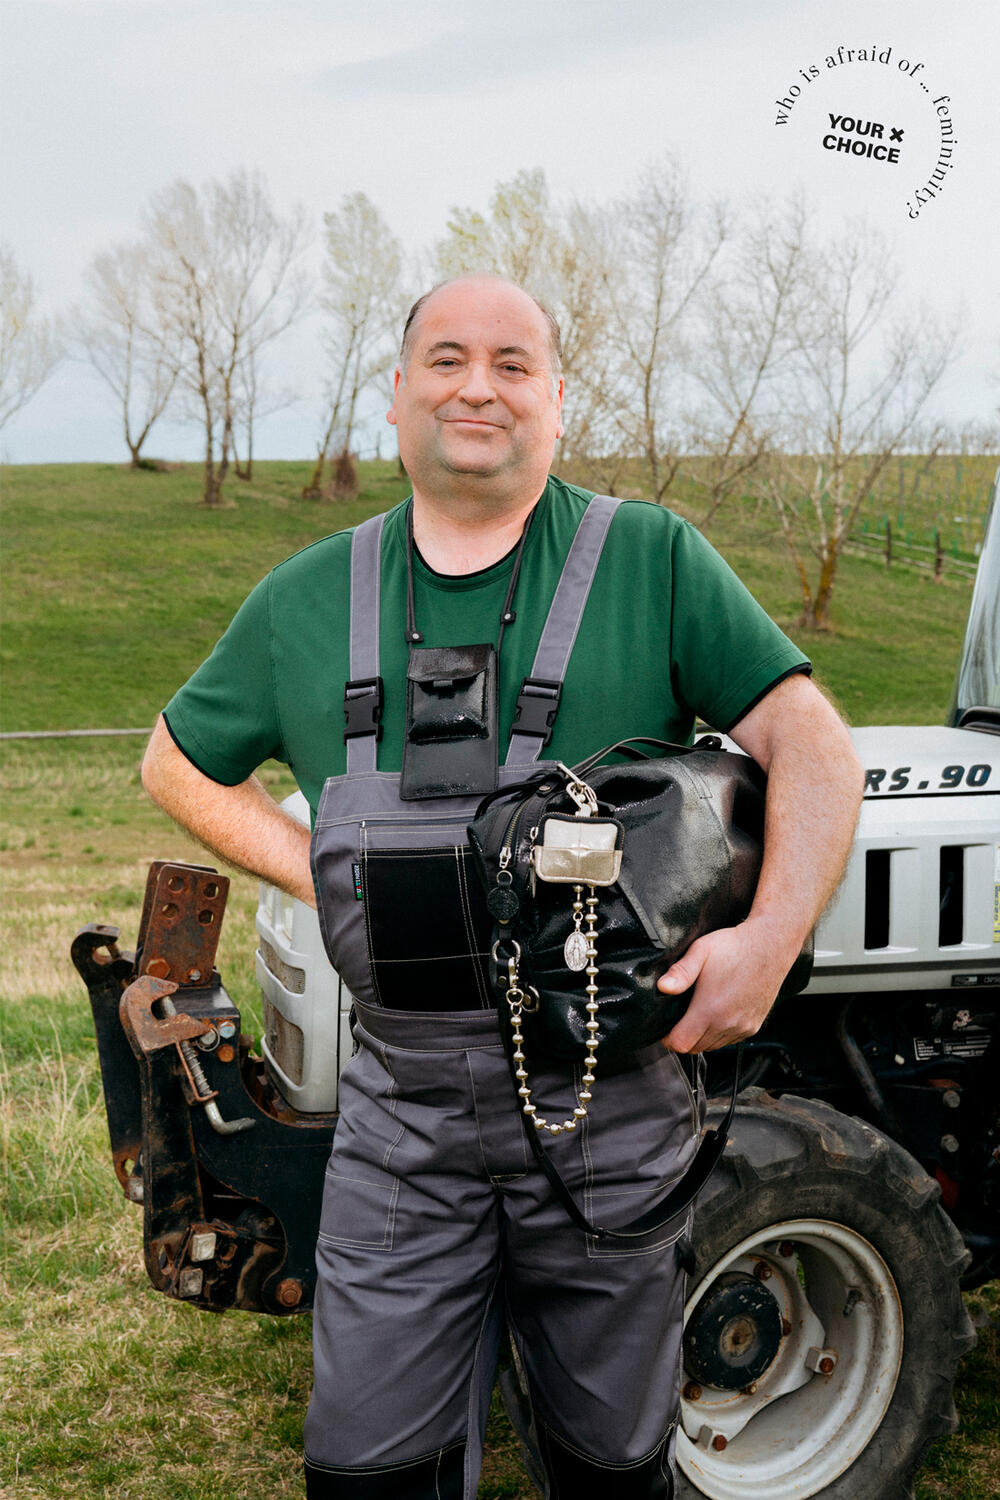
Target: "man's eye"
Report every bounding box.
[500,364,526,375]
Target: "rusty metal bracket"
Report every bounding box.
[135,861,230,986]
[76,859,335,1313]
[120,974,211,1055]
[120,975,254,1134]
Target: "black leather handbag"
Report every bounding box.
[468,735,813,1068]
[467,735,813,1242]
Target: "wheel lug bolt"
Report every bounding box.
[778,1240,795,1257]
[683,1381,702,1402]
[697,1426,728,1452]
[753,1260,773,1281]
[805,1345,838,1375]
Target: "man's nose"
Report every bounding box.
[458,360,496,405]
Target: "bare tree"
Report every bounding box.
[145,170,308,506]
[0,244,61,432]
[76,241,182,468]
[304,192,405,499]
[757,225,956,628]
[597,160,728,504]
[686,197,807,527]
[548,199,633,483]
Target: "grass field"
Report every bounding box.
[2,459,998,1499]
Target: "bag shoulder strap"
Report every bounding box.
[509,1030,742,1242]
[505,493,621,765]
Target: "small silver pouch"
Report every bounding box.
[531,815,624,886]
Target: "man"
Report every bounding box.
[142,274,863,1498]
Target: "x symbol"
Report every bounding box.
[890,127,904,142]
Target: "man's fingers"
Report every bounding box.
[663,1017,743,1054]
[657,944,707,994]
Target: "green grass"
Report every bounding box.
[0,462,410,732]
[1,459,997,1499]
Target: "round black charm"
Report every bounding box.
[487,884,521,922]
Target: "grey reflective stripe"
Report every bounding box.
[346,512,386,775]
[505,494,622,765]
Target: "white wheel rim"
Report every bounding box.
[677,1217,904,1500]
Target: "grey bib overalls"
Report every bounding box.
[304,499,700,1499]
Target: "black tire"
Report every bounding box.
[675,1088,975,1500]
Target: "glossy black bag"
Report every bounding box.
[467,736,813,1067]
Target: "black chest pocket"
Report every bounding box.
[362,836,494,1010]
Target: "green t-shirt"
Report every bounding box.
[164,477,809,819]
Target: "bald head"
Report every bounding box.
[400,274,563,380]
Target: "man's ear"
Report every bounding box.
[387,366,402,427]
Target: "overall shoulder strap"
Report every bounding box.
[344,512,387,775]
[505,493,622,765]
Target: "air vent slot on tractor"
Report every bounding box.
[864,849,891,949]
[938,845,965,947]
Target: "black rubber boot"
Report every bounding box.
[537,1422,674,1499]
[304,1440,466,1498]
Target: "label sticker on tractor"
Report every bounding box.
[914,1027,992,1060]
[994,844,1000,942]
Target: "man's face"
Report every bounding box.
[387,279,564,502]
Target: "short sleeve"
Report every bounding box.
[162,573,283,785]
[668,521,810,731]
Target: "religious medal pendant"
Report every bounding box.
[564,884,590,972]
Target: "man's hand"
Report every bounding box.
[658,919,799,1054]
[657,673,863,1054]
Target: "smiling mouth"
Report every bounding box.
[443,417,506,430]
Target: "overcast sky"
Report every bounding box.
[2,0,997,463]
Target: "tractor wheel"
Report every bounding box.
[676,1089,975,1500]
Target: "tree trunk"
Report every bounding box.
[810,546,839,630]
[203,430,218,507]
[215,409,232,502]
[330,447,359,500]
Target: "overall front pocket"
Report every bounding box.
[362,839,493,1009]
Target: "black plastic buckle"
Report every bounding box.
[343,677,384,742]
[512,677,562,745]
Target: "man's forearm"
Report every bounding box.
[140,716,315,907]
[740,688,863,966]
